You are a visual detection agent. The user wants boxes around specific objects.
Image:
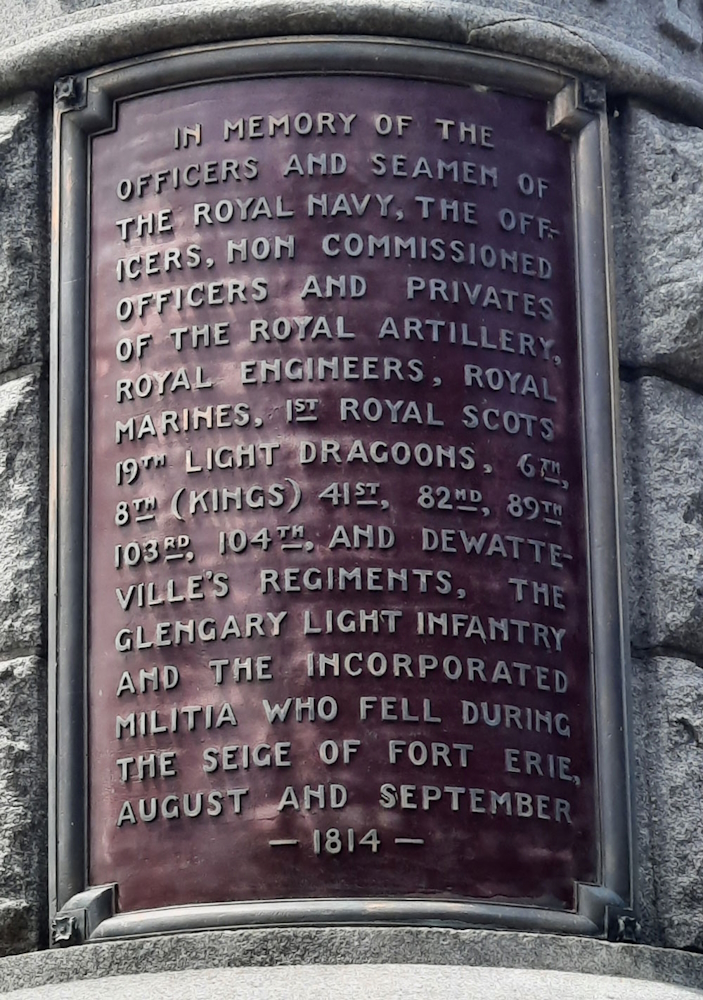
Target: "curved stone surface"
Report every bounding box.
[3,965,703,1000]
[2,930,703,993]
[2,1,703,124]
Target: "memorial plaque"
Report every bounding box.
[51,39,633,941]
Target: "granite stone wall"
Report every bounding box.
[3,0,703,121]
[0,0,702,976]
[614,104,703,950]
[0,92,48,953]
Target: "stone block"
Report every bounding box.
[4,928,703,993]
[0,655,46,954]
[0,373,46,658]
[630,669,660,946]
[3,965,703,1000]
[0,93,47,377]
[620,376,703,657]
[614,105,703,386]
[632,654,703,950]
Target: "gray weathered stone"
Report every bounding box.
[620,376,703,657]
[0,373,46,658]
[3,965,703,1000]
[4,928,703,993]
[3,1,703,126]
[614,105,703,386]
[0,94,46,378]
[630,655,660,948]
[632,654,703,951]
[0,656,46,956]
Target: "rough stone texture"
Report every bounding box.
[621,375,703,952]
[632,655,703,951]
[4,965,703,1000]
[3,1,703,125]
[0,94,47,378]
[620,376,703,657]
[0,91,48,961]
[0,656,46,956]
[3,929,703,992]
[614,106,703,385]
[0,373,46,660]
[631,671,661,949]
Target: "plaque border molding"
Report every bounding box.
[49,35,634,944]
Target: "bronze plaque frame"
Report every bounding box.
[50,37,633,944]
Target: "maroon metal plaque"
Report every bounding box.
[88,74,595,915]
